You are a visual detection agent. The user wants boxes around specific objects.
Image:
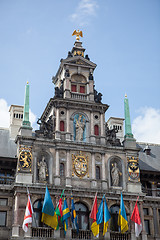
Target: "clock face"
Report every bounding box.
[19,150,32,170]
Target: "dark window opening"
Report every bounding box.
[0,199,8,206]
[0,211,7,226]
[75,202,89,230]
[60,163,65,176]
[96,166,100,180]
[94,125,99,136]
[71,85,77,92]
[110,205,120,232]
[144,220,150,235]
[60,121,65,132]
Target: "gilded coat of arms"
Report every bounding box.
[18,146,32,171]
[127,156,140,181]
[72,151,89,178]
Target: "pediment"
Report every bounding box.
[62,56,96,68]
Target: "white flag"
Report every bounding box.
[22,194,33,232]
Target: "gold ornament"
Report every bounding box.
[127,156,140,181]
[72,30,83,41]
[72,151,89,178]
[18,146,32,171]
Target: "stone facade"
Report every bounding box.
[0,38,160,240]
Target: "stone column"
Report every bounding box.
[91,153,97,188]
[139,202,147,240]
[151,182,157,197]
[90,112,96,143]
[12,193,20,237]
[66,150,72,187]
[66,109,71,141]
[153,207,159,237]
[100,113,105,144]
[102,154,107,190]
[55,108,60,140]
[55,150,60,185]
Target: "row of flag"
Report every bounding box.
[22,188,142,238]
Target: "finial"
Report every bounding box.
[27,81,29,84]
[72,30,83,41]
[125,93,127,98]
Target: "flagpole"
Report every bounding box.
[27,186,38,228]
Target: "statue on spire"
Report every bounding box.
[72,30,83,41]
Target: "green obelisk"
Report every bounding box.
[22,81,31,127]
[124,94,133,138]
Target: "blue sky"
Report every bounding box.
[0,0,160,143]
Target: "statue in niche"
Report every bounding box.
[38,156,48,182]
[75,115,85,141]
[111,162,122,186]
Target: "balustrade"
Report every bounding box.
[71,93,87,100]
[110,232,131,240]
[72,229,91,239]
[32,227,54,238]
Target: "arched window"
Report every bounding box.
[60,163,65,176]
[32,199,44,227]
[74,202,89,230]
[60,121,65,132]
[110,205,120,232]
[96,166,100,180]
[94,125,99,136]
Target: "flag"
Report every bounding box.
[41,186,58,229]
[130,199,142,237]
[96,197,104,237]
[90,193,99,237]
[55,190,64,229]
[103,196,111,235]
[118,193,128,233]
[71,195,79,233]
[62,197,71,235]
[22,193,33,232]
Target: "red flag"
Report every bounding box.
[130,200,142,237]
[90,192,97,221]
[22,194,33,232]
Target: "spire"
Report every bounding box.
[124,94,133,138]
[22,82,31,127]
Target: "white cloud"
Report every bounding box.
[0,98,37,129]
[0,99,10,128]
[70,0,98,26]
[132,107,160,144]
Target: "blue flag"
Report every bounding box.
[62,197,70,235]
[103,196,111,235]
[71,196,79,233]
[118,193,128,233]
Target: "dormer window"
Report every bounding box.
[144,145,151,155]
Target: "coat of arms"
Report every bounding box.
[72,151,89,178]
[127,156,140,181]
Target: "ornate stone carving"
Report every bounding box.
[74,114,86,141]
[93,85,102,103]
[111,162,122,186]
[55,80,64,98]
[38,156,48,182]
[18,146,32,172]
[105,124,121,146]
[72,151,89,178]
[36,115,54,139]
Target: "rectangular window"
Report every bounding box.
[0,211,7,226]
[71,85,77,92]
[144,220,150,235]
[80,86,85,93]
[143,208,149,215]
[0,199,7,206]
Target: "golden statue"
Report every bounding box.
[72,30,83,41]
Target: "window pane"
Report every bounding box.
[0,199,7,206]
[144,220,150,235]
[0,212,6,226]
[80,86,85,93]
[71,85,77,92]
[96,166,100,179]
[60,121,64,132]
[60,163,64,176]
[143,208,149,215]
[94,125,99,136]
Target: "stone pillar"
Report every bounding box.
[153,207,159,237]
[91,153,97,188]
[55,108,60,140]
[55,150,60,185]
[66,109,71,141]
[66,150,72,187]
[12,193,20,237]
[151,182,157,197]
[100,113,105,144]
[130,201,136,240]
[139,202,147,240]
[90,112,96,143]
[102,154,107,190]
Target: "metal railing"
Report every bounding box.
[72,229,92,239]
[0,176,14,185]
[110,232,131,240]
[32,227,54,238]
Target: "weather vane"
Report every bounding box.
[72,30,83,41]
